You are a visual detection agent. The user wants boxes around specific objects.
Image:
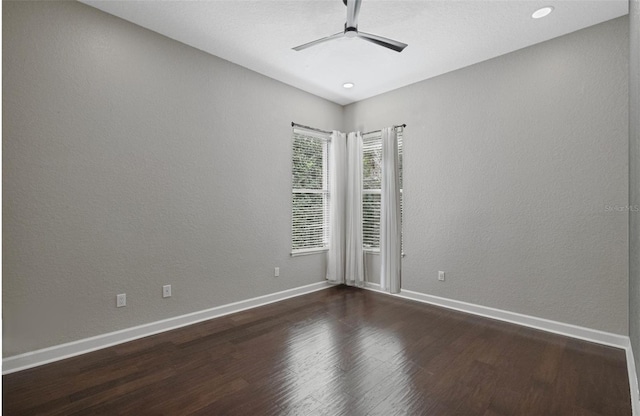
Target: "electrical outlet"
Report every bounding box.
[117,293,126,307]
[274,267,280,277]
[438,271,445,281]
[163,285,172,298]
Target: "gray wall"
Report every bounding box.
[345,17,630,334]
[2,1,342,356]
[630,0,640,390]
[2,0,632,358]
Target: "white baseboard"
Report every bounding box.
[364,281,385,293]
[364,282,639,414]
[364,282,627,348]
[398,287,629,349]
[626,340,640,416]
[2,281,332,375]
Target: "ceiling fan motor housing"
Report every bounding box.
[344,24,358,37]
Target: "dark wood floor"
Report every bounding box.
[3,286,632,415]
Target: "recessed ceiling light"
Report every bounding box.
[343,82,355,89]
[532,6,554,19]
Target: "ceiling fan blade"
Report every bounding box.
[346,0,362,28]
[292,32,345,51]
[357,31,407,53]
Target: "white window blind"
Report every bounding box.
[291,128,331,253]
[362,128,403,251]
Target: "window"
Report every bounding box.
[362,128,403,251]
[291,128,331,254]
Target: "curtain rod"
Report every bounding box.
[362,124,406,136]
[291,122,406,136]
[291,122,332,135]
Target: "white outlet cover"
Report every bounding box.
[117,293,126,307]
[438,271,445,281]
[163,285,172,298]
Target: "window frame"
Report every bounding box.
[362,128,403,255]
[290,128,331,256]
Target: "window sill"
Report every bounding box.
[364,249,406,258]
[292,248,404,257]
[291,248,329,257]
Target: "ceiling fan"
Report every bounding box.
[292,0,408,53]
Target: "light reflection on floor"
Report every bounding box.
[281,292,417,414]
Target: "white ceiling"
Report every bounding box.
[82,0,628,105]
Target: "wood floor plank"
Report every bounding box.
[2,285,632,415]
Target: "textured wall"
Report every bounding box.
[345,17,630,334]
[1,1,631,358]
[2,1,343,356]
[630,0,640,388]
